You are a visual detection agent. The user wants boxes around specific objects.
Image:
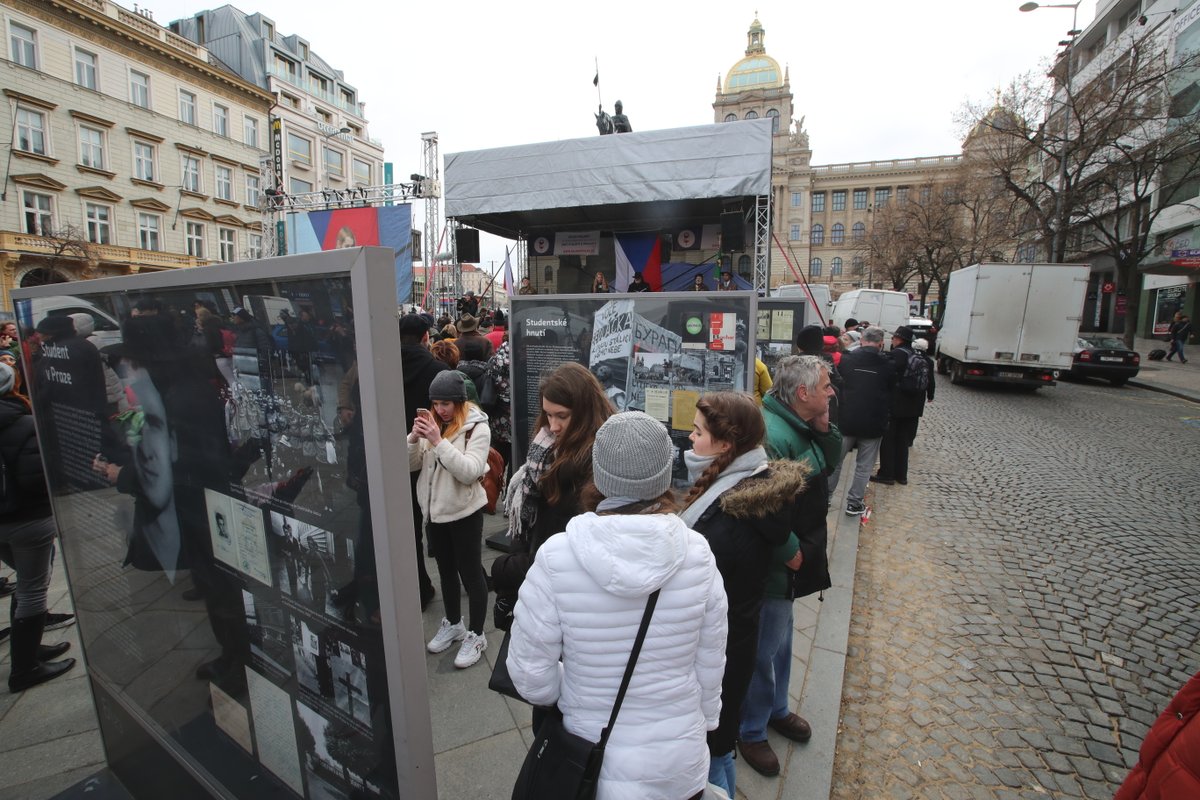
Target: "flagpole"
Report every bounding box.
[594,57,602,106]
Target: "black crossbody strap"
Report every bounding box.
[597,588,660,746]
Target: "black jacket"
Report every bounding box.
[887,346,935,418]
[690,460,808,756]
[0,397,50,523]
[836,346,896,438]
[400,343,448,430]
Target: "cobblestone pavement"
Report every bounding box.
[831,380,1200,799]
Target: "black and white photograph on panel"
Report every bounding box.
[294,699,382,800]
[268,511,350,619]
[291,617,370,727]
[242,589,293,677]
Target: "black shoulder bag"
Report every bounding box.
[511,589,660,800]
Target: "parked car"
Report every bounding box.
[1068,335,1140,386]
[908,316,937,344]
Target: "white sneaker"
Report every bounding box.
[427,618,466,653]
[453,631,487,669]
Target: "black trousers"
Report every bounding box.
[428,509,488,635]
[409,471,435,598]
[877,416,921,482]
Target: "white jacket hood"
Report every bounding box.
[566,512,690,598]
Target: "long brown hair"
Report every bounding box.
[534,362,612,507]
[582,483,679,516]
[682,392,765,508]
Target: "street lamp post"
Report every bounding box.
[1020,1,1082,264]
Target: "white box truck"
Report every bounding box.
[936,262,1089,388]
[830,289,910,338]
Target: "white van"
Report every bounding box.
[831,289,910,339]
[20,295,122,350]
[772,283,831,326]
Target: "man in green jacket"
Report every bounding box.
[739,355,840,777]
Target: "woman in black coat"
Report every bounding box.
[679,392,806,798]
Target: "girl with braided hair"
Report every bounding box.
[680,391,812,797]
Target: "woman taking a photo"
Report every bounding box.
[679,392,810,797]
[408,371,491,669]
[507,412,728,799]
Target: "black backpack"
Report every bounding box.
[899,348,930,394]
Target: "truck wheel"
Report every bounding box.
[936,356,949,375]
[949,361,965,386]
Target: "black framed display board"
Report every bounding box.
[12,248,434,799]
[755,298,816,376]
[508,292,756,483]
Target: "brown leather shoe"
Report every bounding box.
[737,739,779,776]
[769,712,812,742]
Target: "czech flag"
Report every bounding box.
[615,232,662,291]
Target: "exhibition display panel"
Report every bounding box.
[12,248,433,799]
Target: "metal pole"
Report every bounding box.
[1050,4,1079,263]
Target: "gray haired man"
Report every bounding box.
[827,327,896,515]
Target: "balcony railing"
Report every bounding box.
[0,232,209,270]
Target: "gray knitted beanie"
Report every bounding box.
[428,370,467,402]
[0,363,13,396]
[591,411,673,500]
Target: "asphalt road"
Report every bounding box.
[831,378,1200,799]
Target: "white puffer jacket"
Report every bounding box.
[407,404,490,524]
[507,511,728,800]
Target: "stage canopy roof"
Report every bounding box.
[444,119,773,239]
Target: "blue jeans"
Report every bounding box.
[708,751,735,797]
[739,597,793,743]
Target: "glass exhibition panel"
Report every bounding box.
[755,298,815,376]
[508,292,756,481]
[12,249,429,799]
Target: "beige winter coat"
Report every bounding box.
[408,404,490,524]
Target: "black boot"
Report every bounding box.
[39,641,70,660]
[8,613,76,692]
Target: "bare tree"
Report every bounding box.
[41,224,96,279]
[961,28,1200,346]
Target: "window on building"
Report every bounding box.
[74,49,97,90]
[810,257,822,277]
[831,223,845,245]
[738,254,752,275]
[831,257,843,276]
[22,191,53,235]
[853,189,868,210]
[263,21,274,40]
[324,147,344,178]
[16,107,47,155]
[745,110,759,119]
[245,174,261,206]
[10,23,37,69]
[811,224,824,245]
[218,228,236,261]
[352,158,371,186]
[182,155,201,193]
[138,212,161,250]
[215,165,233,200]
[897,187,909,205]
[274,54,296,79]
[279,92,299,109]
[248,233,263,259]
[852,256,864,275]
[85,202,112,244]
[791,191,802,207]
[213,104,229,137]
[185,221,205,257]
[79,126,105,169]
[130,70,150,108]
[852,222,866,243]
[790,224,801,240]
[288,132,312,165]
[134,141,156,181]
[289,177,313,194]
[874,188,891,207]
[1017,243,1037,262]
[244,116,259,148]
[812,192,825,213]
[832,190,846,212]
[179,90,197,125]
[766,108,780,133]
[920,186,932,204]
[724,113,737,122]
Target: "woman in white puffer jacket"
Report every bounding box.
[507,411,728,800]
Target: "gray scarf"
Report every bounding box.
[678,447,768,528]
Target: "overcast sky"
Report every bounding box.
[150,0,1098,271]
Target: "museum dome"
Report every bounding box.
[724,18,783,93]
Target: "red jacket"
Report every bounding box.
[1114,670,1200,800]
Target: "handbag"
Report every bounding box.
[488,631,526,702]
[511,589,660,800]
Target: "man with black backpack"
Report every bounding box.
[873,327,934,486]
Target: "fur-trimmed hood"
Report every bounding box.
[718,459,812,519]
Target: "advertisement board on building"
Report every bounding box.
[285,207,414,307]
[1153,285,1189,334]
[508,292,755,484]
[11,248,433,799]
